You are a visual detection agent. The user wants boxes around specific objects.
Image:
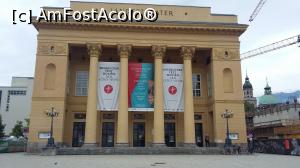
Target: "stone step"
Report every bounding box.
[56,147,226,155]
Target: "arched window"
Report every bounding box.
[44,63,56,90]
[223,68,233,93]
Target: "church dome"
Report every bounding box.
[258,81,279,105]
[259,94,279,105]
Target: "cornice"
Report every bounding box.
[32,18,248,36]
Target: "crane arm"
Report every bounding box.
[241,34,300,60]
[249,0,267,22]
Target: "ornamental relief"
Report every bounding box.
[37,42,68,56]
[212,48,240,60]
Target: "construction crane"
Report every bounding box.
[249,0,267,22]
[241,34,300,60]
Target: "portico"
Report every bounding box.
[27,1,248,153]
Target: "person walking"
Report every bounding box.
[205,135,210,147]
[248,137,254,154]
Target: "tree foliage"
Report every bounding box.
[244,101,255,113]
[10,120,23,138]
[0,114,5,138]
[24,118,30,127]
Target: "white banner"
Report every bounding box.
[163,64,184,112]
[98,62,120,111]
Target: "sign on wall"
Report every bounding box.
[163,64,184,112]
[98,62,120,111]
[128,63,154,111]
[97,62,184,112]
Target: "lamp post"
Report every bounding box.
[45,107,59,148]
[221,109,234,148]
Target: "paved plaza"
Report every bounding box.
[0,153,299,168]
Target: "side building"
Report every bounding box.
[253,82,300,139]
[0,77,34,135]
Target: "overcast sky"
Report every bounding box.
[0,0,299,97]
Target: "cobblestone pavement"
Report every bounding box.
[0,153,299,168]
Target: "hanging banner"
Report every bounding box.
[128,63,154,111]
[163,64,184,112]
[98,62,120,111]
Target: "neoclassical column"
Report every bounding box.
[181,46,196,146]
[116,44,132,147]
[84,43,102,146]
[152,45,166,146]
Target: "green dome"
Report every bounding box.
[259,95,279,105]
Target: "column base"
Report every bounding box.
[152,143,167,148]
[82,143,98,148]
[115,143,129,147]
[183,143,196,148]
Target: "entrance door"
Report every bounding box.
[165,123,176,147]
[133,123,145,147]
[102,122,115,147]
[72,122,85,147]
[195,123,203,147]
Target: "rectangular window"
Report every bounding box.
[192,74,201,97]
[76,71,88,96]
[8,90,26,96]
[207,72,212,97]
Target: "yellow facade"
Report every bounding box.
[27,1,248,152]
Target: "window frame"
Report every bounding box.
[192,74,201,97]
[75,71,89,96]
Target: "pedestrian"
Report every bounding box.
[283,139,290,155]
[248,137,254,154]
[205,135,210,147]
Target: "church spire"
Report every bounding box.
[243,71,253,90]
[264,77,272,95]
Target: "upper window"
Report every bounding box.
[8,90,26,95]
[192,74,201,97]
[76,71,88,96]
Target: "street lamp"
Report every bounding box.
[221,109,234,148]
[45,107,59,148]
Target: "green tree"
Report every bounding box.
[24,118,30,127]
[0,114,6,138]
[10,121,23,138]
[244,101,255,113]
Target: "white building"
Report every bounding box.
[254,105,300,128]
[252,81,300,138]
[0,77,33,135]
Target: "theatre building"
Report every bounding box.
[27,1,248,152]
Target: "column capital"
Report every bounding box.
[87,43,102,58]
[181,46,196,60]
[152,45,166,59]
[117,44,132,58]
